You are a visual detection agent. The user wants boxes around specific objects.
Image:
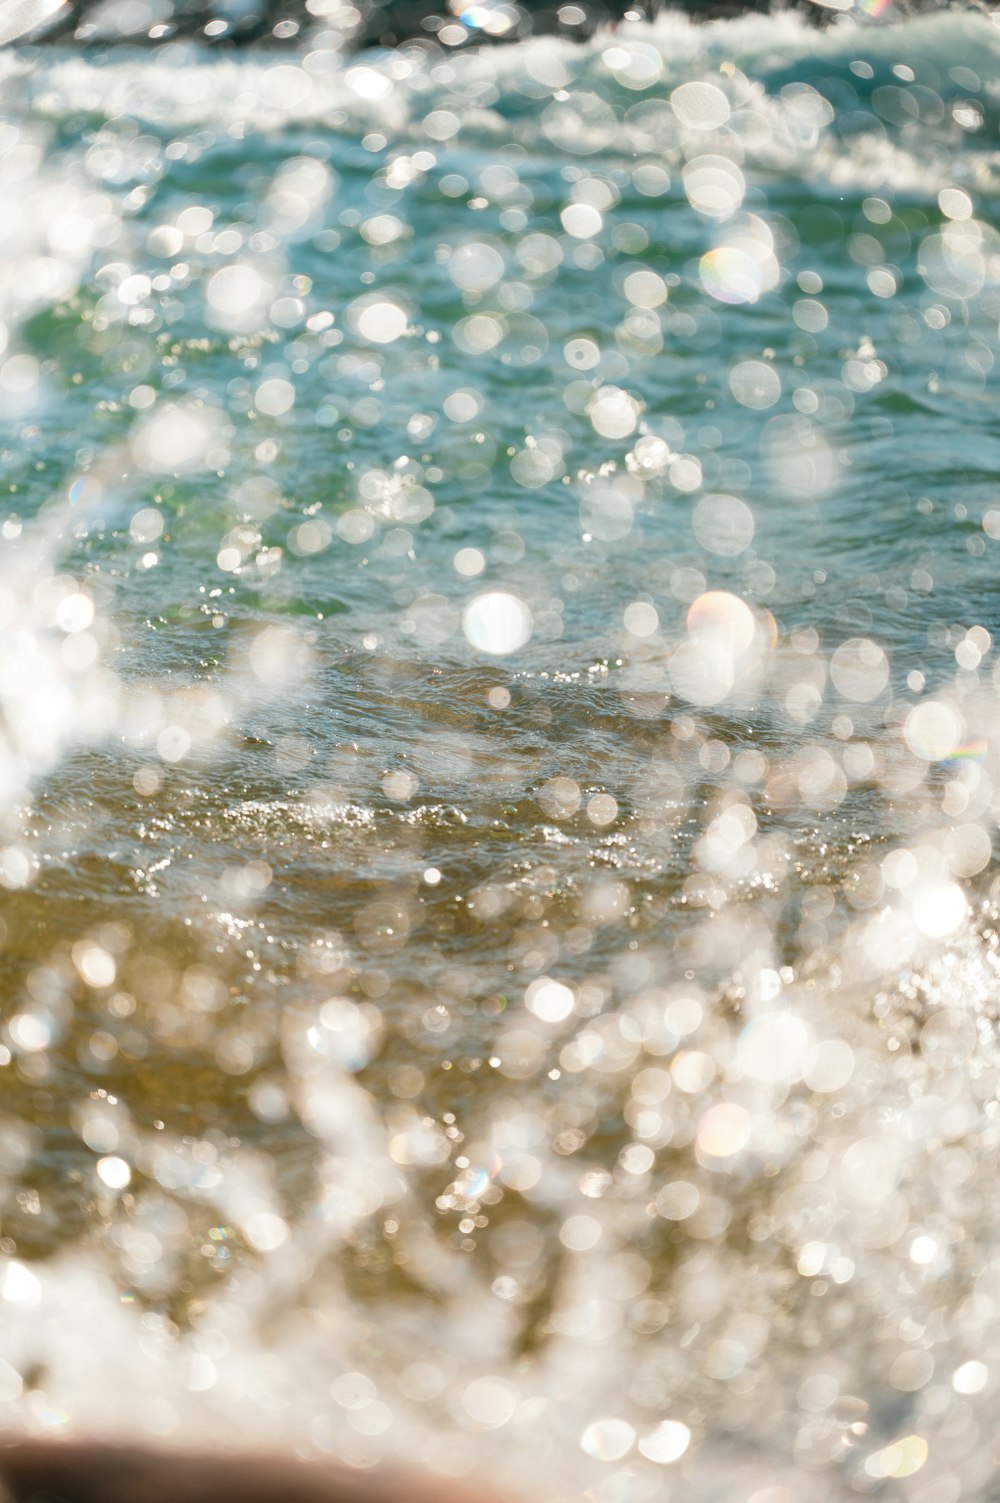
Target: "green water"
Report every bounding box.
[2,10,1000,1499]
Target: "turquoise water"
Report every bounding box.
[3,9,1000,1500]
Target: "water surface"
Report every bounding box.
[2,10,1000,1500]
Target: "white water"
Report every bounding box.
[2,11,1000,1503]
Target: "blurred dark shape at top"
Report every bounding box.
[5,0,896,52]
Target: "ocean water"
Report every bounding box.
[2,7,1000,1499]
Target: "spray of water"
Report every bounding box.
[3,9,1000,1503]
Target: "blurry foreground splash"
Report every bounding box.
[4,6,1000,1503]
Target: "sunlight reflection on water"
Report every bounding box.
[2,7,1000,1501]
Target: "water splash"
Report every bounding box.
[2,9,1000,1503]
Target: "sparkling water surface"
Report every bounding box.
[2,9,1000,1500]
